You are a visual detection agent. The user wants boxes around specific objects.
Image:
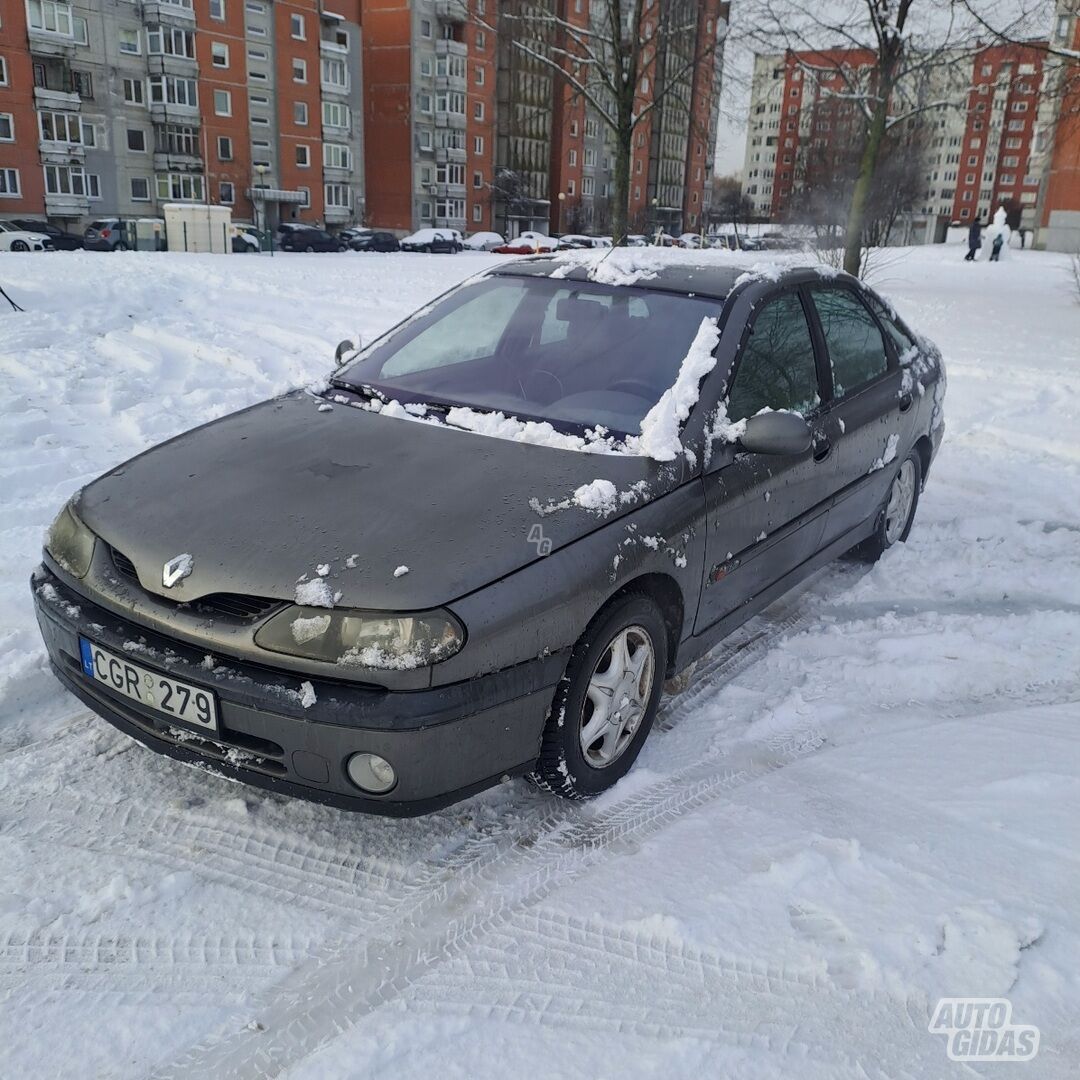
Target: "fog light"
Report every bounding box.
[346,752,396,795]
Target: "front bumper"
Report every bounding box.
[32,567,562,816]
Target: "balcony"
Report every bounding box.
[45,191,90,216]
[150,102,200,123]
[38,139,86,164]
[141,0,196,24]
[322,162,353,179]
[320,80,349,97]
[153,150,203,172]
[435,0,468,22]
[147,54,199,78]
[320,38,348,55]
[434,39,467,58]
[435,74,466,92]
[34,86,81,110]
[324,203,351,222]
[434,146,466,164]
[28,28,77,58]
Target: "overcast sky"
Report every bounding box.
[712,0,1052,178]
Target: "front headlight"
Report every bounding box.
[45,500,96,579]
[254,605,464,669]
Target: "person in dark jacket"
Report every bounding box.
[965,220,982,261]
[990,231,1005,261]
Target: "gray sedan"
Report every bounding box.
[32,259,945,815]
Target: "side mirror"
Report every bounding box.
[334,338,358,366]
[738,411,812,456]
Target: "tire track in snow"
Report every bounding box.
[148,725,828,1080]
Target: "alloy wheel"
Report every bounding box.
[884,459,917,545]
[579,625,655,768]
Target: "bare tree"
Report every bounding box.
[734,1,984,275]
[481,1,729,245]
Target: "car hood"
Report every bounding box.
[77,392,681,611]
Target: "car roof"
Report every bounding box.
[485,255,855,300]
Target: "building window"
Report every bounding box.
[130,176,150,201]
[0,114,12,141]
[417,128,432,150]
[322,101,349,127]
[214,88,231,115]
[582,176,594,195]
[321,57,347,89]
[118,28,140,54]
[209,0,225,20]
[122,78,144,104]
[476,29,485,49]
[0,168,21,197]
[472,203,481,221]
[293,58,307,83]
[290,13,305,38]
[126,128,146,151]
[298,186,310,208]
[0,58,7,87]
[27,0,74,36]
[323,143,351,169]
[220,181,234,204]
[43,164,92,196]
[420,18,431,37]
[473,135,483,154]
[156,172,205,200]
[147,26,195,58]
[325,182,350,208]
[473,101,484,120]
[150,75,197,107]
[567,179,575,195]
[70,70,92,98]
[39,109,83,143]
[218,135,232,160]
[212,41,229,66]
[475,66,485,86]
[156,123,198,155]
[294,101,308,125]
[296,144,310,167]
[568,149,577,165]
[420,201,432,220]
[473,171,482,189]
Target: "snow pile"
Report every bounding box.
[550,247,664,286]
[294,578,335,608]
[572,479,619,515]
[290,613,332,645]
[634,317,722,461]
[393,565,409,578]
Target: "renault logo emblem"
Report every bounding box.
[162,553,194,588]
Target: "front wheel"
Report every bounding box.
[11,240,29,252]
[530,594,667,799]
[851,450,921,563]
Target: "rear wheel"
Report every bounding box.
[851,450,921,563]
[530,594,667,799]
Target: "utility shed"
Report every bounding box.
[163,204,233,254]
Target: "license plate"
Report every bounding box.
[79,638,218,734]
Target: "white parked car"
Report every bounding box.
[231,224,261,253]
[463,231,505,251]
[399,228,462,253]
[0,221,54,252]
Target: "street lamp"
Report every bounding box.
[254,164,271,256]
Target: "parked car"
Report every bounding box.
[626,234,649,247]
[231,224,261,253]
[33,258,944,816]
[0,221,54,252]
[556,234,595,250]
[678,233,706,249]
[463,231,506,252]
[83,219,129,252]
[400,229,461,253]
[280,227,347,253]
[493,232,558,254]
[347,229,400,253]
[11,220,83,250]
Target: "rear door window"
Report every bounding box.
[867,295,917,359]
[809,288,889,397]
[727,292,820,421]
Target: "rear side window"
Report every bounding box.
[727,292,820,421]
[867,295,916,358]
[810,288,889,396]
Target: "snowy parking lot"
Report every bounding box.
[1,245,1079,1079]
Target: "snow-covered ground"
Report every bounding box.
[1,246,1079,1079]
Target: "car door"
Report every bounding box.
[695,288,832,633]
[804,285,904,546]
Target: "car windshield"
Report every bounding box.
[339,276,721,438]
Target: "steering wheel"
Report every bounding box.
[522,369,565,404]
[608,378,659,400]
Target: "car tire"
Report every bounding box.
[530,593,668,800]
[337,244,347,252]
[305,245,315,253]
[11,240,29,252]
[423,244,432,253]
[850,449,922,563]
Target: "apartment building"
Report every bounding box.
[361,0,496,233]
[742,36,1080,245]
[0,0,365,230]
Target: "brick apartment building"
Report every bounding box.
[359,0,728,238]
[742,11,1080,250]
[0,0,365,230]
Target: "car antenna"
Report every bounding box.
[586,238,620,281]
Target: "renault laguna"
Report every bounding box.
[33,256,945,815]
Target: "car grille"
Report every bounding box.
[108,545,283,621]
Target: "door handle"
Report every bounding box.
[899,393,913,413]
[813,436,832,463]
